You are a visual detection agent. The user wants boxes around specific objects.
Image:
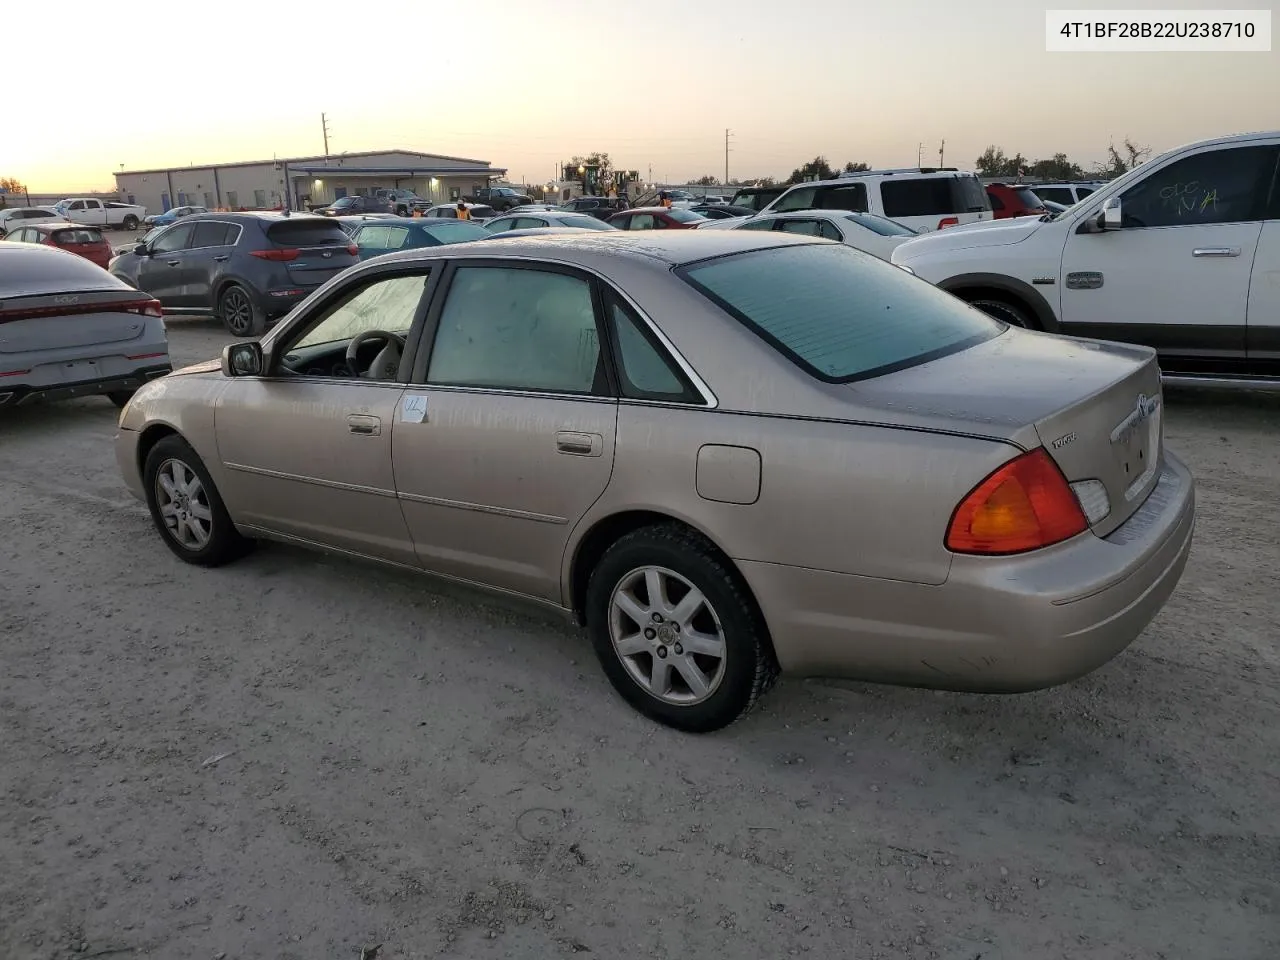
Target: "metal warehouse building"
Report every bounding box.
[113,149,508,214]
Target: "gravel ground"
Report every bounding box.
[1,318,1277,960]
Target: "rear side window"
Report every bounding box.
[814,183,869,213]
[607,297,699,402]
[880,178,960,218]
[470,206,497,219]
[667,208,705,223]
[267,220,350,247]
[987,191,1005,210]
[1014,188,1043,208]
[680,244,1002,383]
[845,214,916,237]
[190,222,236,248]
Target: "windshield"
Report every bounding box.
[680,243,1001,382]
[331,197,356,208]
[667,208,706,223]
[844,213,917,236]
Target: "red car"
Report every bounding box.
[3,222,113,268]
[985,183,1047,220]
[607,206,707,230]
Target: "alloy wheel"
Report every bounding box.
[155,458,213,550]
[608,565,727,705]
[222,289,252,335]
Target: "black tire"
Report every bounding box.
[122,215,139,231]
[143,435,253,567]
[967,295,1033,328]
[107,390,135,409]
[585,523,779,733]
[218,283,266,337]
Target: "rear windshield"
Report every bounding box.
[667,208,706,223]
[1014,187,1045,208]
[470,206,497,218]
[730,188,784,211]
[267,219,351,247]
[53,229,104,244]
[560,216,613,230]
[679,244,1001,383]
[421,222,489,244]
[881,175,990,218]
[844,213,917,236]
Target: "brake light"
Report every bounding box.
[945,448,1087,555]
[937,217,959,229]
[347,243,359,256]
[0,297,163,322]
[251,248,300,261]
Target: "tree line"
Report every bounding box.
[975,139,1152,181]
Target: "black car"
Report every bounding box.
[315,195,394,217]
[689,203,758,219]
[350,217,489,259]
[557,196,629,220]
[108,213,359,337]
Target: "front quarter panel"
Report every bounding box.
[118,371,231,491]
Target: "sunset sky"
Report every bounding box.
[7,0,1277,191]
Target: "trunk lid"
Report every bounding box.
[266,219,358,287]
[845,328,1164,537]
[0,290,154,352]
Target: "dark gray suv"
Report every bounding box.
[108,213,358,336]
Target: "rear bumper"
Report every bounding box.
[0,362,171,407]
[741,451,1196,692]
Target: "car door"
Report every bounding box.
[136,222,195,305]
[1059,142,1279,362]
[393,261,618,603]
[213,266,435,564]
[1247,178,1280,361]
[185,220,238,309]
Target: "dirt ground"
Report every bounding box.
[1,317,1277,960]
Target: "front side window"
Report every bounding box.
[151,223,194,254]
[680,244,1001,383]
[628,214,656,230]
[1117,145,1278,227]
[292,273,431,350]
[736,217,774,231]
[778,219,822,237]
[427,267,602,394]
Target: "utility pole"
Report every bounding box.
[724,128,734,185]
[917,142,923,167]
[939,139,945,166]
[321,113,331,157]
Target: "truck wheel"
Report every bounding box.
[966,295,1034,329]
[218,284,266,337]
[122,215,139,231]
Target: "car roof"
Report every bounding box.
[27,222,103,233]
[1,207,59,215]
[376,228,821,269]
[356,216,467,226]
[0,243,132,295]
[617,206,680,214]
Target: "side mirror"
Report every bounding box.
[133,243,149,255]
[1101,196,1123,229]
[221,341,263,377]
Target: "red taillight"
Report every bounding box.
[945,449,1087,555]
[0,297,162,323]
[937,217,959,229]
[0,368,31,377]
[251,248,300,262]
[347,243,359,256]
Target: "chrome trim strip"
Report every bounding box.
[223,461,397,498]
[396,490,566,525]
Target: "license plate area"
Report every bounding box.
[1112,395,1162,502]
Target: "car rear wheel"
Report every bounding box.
[122,215,139,230]
[966,295,1033,328]
[143,435,252,566]
[218,284,266,337]
[586,524,778,732]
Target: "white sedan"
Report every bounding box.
[0,207,67,238]
[722,210,919,260]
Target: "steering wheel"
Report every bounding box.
[346,330,406,379]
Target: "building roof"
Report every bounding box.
[288,165,506,177]
[116,149,498,177]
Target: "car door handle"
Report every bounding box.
[1192,247,1241,257]
[213,254,229,262]
[556,431,603,456]
[347,414,381,436]
[166,259,181,266]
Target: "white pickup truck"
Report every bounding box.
[892,131,1280,384]
[51,198,146,231]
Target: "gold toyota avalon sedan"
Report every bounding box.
[115,231,1195,732]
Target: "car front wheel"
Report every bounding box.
[143,435,253,566]
[122,215,139,230]
[586,524,779,732]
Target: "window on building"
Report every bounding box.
[253,189,266,209]
[226,191,239,210]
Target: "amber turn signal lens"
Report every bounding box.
[946,448,1088,555]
